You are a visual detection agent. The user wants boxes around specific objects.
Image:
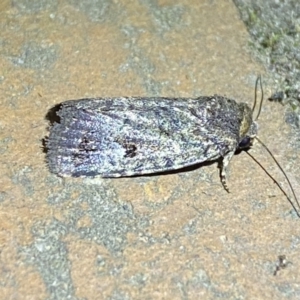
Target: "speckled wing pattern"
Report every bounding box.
[46,96,255,181]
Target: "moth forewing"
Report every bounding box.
[46,96,254,188]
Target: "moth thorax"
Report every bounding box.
[237,104,258,149]
[239,104,257,138]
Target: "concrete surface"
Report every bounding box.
[1,0,300,299]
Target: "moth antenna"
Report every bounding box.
[247,137,300,218]
[252,75,259,113]
[252,75,264,120]
[255,75,264,121]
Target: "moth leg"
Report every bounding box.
[221,150,235,193]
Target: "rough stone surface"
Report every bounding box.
[1,0,300,299]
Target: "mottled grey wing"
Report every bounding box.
[47,97,240,177]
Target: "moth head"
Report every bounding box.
[238,103,258,150]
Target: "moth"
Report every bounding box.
[46,95,257,191]
[45,76,300,216]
